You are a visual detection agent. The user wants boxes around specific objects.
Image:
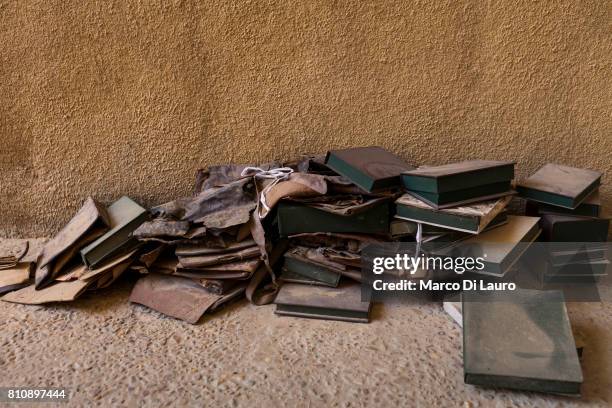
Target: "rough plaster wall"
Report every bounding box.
[0,0,610,237]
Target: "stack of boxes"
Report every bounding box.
[275,147,413,322]
[396,160,540,277]
[519,163,609,284]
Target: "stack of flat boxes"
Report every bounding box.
[396,160,588,395]
[396,160,540,277]
[519,163,609,284]
[275,146,414,323]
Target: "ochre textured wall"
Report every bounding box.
[1,1,610,237]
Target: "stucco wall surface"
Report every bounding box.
[0,0,610,237]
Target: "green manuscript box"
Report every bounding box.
[325,146,413,192]
[277,201,389,236]
[463,289,582,395]
[80,196,148,268]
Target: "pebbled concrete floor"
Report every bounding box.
[0,238,611,407]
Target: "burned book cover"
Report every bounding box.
[0,262,34,295]
[177,245,260,268]
[35,197,110,288]
[2,279,93,305]
[129,274,224,324]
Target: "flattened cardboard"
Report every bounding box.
[132,219,191,239]
[194,162,279,193]
[174,270,256,280]
[138,244,167,268]
[148,257,179,274]
[0,259,18,270]
[37,197,109,268]
[49,227,107,278]
[178,246,260,268]
[93,261,133,289]
[55,264,88,282]
[129,274,222,324]
[176,257,260,275]
[2,280,92,304]
[175,239,256,257]
[209,282,248,313]
[0,262,33,295]
[174,258,261,280]
[181,178,257,228]
[35,198,109,288]
[258,173,327,218]
[0,241,29,270]
[198,279,238,295]
[79,250,138,281]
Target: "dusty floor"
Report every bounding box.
[0,238,611,408]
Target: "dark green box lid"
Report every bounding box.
[517,163,601,209]
[525,190,601,218]
[325,146,413,192]
[277,201,389,236]
[540,213,610,242]
[406,181,514,209]
[402,160,515,193]
[463,289,582,395]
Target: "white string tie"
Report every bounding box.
[241,166,294,214]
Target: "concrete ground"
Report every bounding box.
[0,238,611,408]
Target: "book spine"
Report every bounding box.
[325,154,375,192]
